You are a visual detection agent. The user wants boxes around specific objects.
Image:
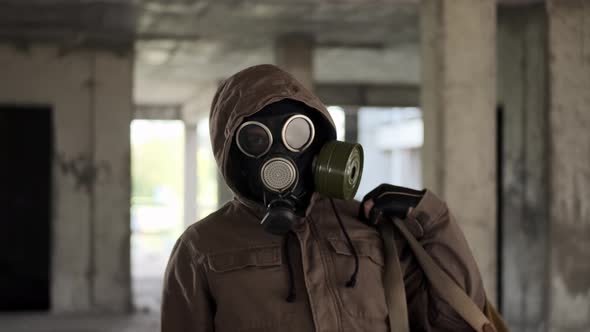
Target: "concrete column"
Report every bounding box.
[420,0,497,302]
[91,52,133,313]
[547,1,590,331]
[275,34,315,91]
[181,82,220,212]
[498,5,548,330]
[184,123,198,227]
[343,106,359,143]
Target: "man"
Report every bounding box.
[161,64,488,331]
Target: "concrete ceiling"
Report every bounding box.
[0,0,421,105]
[137,0,422,105]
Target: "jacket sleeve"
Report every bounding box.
[401,190,486,332]
[161,236,215,332]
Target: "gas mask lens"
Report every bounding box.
[282,115,315,152]
[236,121,272,158]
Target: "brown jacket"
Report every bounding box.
[161,64,486,332]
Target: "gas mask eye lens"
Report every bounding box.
[282,115,315,152]
[236,121,272,158]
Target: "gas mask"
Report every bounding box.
[228,100,363,235]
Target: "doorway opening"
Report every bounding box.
[0,105,53,311]
[130,118,220,312]
[130,120,184,312]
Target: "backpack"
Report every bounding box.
[379,218,509,332]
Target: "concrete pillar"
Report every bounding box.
[498,4,548,330]
[184,123,198,227]
[343,106,359,143]
[181,82,220,212]
[92,52,133,312]
[420,0,497,302]
[275,34,314,91]
[547,1,590,331]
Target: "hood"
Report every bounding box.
[209,64,336,206]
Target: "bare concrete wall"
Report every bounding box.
[547,1,590,331]
[0,45,133,313]
[497,5,549,331]
[420,0,498,302]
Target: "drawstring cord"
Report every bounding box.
[283,198,359,303]
[329,198,359,288]
[284,232,296,302]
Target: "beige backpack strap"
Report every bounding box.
[391,217,496,332]
[379,221,410,332]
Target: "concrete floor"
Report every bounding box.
[0,278,162,332]
[133,277,163,314]
[0,313,159,332]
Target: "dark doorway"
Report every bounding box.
[0,106,52,311]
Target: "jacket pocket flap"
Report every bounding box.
[328,238,384,267]
[207,245,282,272]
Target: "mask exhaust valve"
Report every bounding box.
[261,198,297,235]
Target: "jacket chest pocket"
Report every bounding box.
[328,237,389,320]
[207,245,297,331]
[207,245,285,294]
[208,245,282,272]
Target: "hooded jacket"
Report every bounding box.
[161,64,486,332]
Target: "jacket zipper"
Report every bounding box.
[309,217,344,332]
